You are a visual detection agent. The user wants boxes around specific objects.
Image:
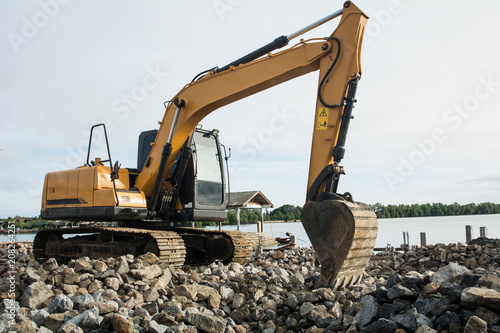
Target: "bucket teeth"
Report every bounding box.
[302,198,378,289]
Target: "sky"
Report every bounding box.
[1,0,500,218]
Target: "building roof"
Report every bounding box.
[226,190,274,209]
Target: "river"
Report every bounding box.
[2,214,499,248]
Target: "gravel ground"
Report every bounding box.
[0,238,499,333]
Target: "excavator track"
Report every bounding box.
[301,197,378,289]
[219,230,253,264]
[166,227,252,265]
[33,226,252,267]
[33,227,186,267]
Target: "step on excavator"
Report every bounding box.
[35,1,377,288]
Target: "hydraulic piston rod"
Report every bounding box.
[218,4,345,73]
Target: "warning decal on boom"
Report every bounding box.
[317,107,329,130]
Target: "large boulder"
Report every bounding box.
[173,285,221,309]
[430,262,469,284]
[47,294,73,313]
[461,287,500,312]
[185,309,226,333]
[354,295,379,328]
[19,281,54,309]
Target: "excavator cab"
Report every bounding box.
[136,127,228,223]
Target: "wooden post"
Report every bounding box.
[259,208,264,233]
[218,222,222,231]
[480,226,488,238]
[237,207,241,231]
[420,232,426,247]
[465,225,473,243]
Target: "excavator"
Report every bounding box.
[35,1,377,288]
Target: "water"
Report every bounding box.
[2,214,499,248]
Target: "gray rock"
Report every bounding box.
[415,298,439,316]
[220,286,235,302]
[284,296,299,310]
[265,309,276,322]
[417,314,433,329]
[308,305,331,323]
[262,328,275,333]
[464,315,488,333]
[360,318,398,333]
[461,287,500,312]
[299,302,315,318]
[185,309,226,333]
[431,262,469,284]
[134,307,151,319]
[42,258,58,271]
[144,288,159,303]
[0,299,25,322]
[59,322,84,333]
[130,264,163,280]
[387,284,414,299]
[478,273,500,292]
[316,316,335,328]
[151,312,177,326]
[74,258,93,272]
[285,317,297,330]
[64,305,100,331]
[148,320,168,333]
[354,295,379,328]
[394,308,418,332]
[437,311,460,330]
[47,294,73,313]
[38,326,53,333]
[386,273,402,288]
[71,294,95,312]
[20,281,55,309]
[232,293,246,309]
[330,301,343,319]
[314,288,336,302]
[31,308,50,326]
[115,257,130,274]
[9,319,37,333]
[415,325,437,333]
[142,302,159,315]
[104,277,120,291]
[24,267,41,284]
[0,314,13,333]
[402,271,423,286]
[92,301,119,315]
[377,303,397,319]
[376,286,390,303]
[163,304,182,319]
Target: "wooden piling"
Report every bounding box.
[420,232,426,247]
[480,226,488,238]
[465,225,473,243]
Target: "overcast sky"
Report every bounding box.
[1,0,499,218]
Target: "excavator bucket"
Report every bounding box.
[301,197,378,288]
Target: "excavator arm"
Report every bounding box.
[133,1,377,287]
[137,1,365,203]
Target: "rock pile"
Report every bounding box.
[0,239,499,333]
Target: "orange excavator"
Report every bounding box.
[35,1,377,288]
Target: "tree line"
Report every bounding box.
[225,204,302,224]
[370,202,500,219]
